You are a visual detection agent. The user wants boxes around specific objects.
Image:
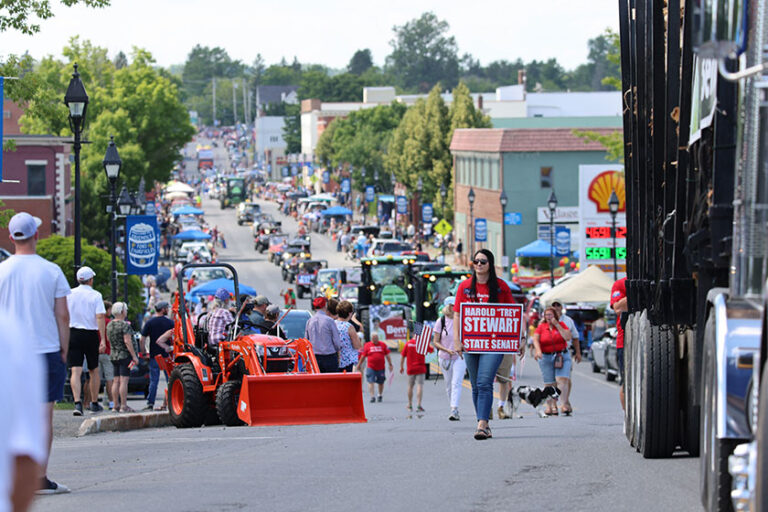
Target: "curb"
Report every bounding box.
[77,412,171,437]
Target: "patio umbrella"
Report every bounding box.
[166,182,195,193]
[321,206,353,216]
[185,278,257,303]
[165,191,190,200]
[172,205,205,216]
[172,230,211,241]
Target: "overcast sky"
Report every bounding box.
[3,0,619,71]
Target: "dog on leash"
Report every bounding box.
[504,385,561,418]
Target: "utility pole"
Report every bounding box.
[242,78,248,126]
[232,81,238,125]
[212,77,217,126]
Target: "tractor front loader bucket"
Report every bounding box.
[237,373,367,426]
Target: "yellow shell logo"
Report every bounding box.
[588,171,625,213]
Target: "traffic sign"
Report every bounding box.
[434,219,452,236]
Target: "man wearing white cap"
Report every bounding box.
[0,212,72,495]
[67,266,106,416]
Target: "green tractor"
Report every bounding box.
[220,177,246,209]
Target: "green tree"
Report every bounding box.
[385,12,459,92]
[113,50,128,70]
[181,45,243,97]
[37,235,144,319]
[348,49,373,75]
[0,0,110,34]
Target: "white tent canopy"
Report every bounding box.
[166,182,195,194]
[539,265,615,308]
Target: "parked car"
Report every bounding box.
[590,328,619,382]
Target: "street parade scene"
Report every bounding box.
[0,1,767,511]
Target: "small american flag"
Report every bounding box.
[412,321,434,356]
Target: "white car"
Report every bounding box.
[177,241,211,262]
[367,239,413,257]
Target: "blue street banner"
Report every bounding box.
[0,77,3,182]
[125,215,159,275]
[504,212,522,225]
[422,203,433,223]
[291,165,298,176]
[396,195,408,215]
[322,170,330,184]
[474,218,488,242]
[555,226,571,257]
[281,166,289,177]
[145,202,156,216]
[365,185,375,202]
[341,178,351,193]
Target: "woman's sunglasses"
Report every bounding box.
[473,259,489,265]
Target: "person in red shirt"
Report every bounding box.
[452,248,516,440]
[358,333,394,403]
[610,277,627,410]
[400,337,434,412]
[533,307,573,415]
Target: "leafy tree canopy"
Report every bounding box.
[0,0,109,34]
[348,49,373,75]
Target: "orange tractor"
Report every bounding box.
[158,263,366,428]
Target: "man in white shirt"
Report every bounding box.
[0,212,71,495]
[67,266,106,416]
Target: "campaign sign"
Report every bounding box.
[297,273,312,286]
[396,195,408,214]
[370,304,408,347]
[422,203,433,223]
[459,302,523,353]
[341,178,351,193]
[322,170,330,184]
[365,185,375,202]
[126,215,158,276]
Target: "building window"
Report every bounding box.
[540,166,553,188]
[27,164,46,196]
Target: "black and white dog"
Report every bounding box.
[504,385,561,418]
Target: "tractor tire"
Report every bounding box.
[297,287,304,299]
[238,220,243,226]
[700,312,737,511]
[204,406,222,426]
[606,369,617,382]
[755,358,768,512]
[638,324,678,458]
[168,364,206,428]
[216,380,245,427]
[592,359,601,373]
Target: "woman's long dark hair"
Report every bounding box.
[469,248,500,302]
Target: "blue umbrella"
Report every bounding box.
[321,206,353,216]
[184,278,257,303]
[515,239,554,258]
[172,205,204,216]
[172,230,211,241]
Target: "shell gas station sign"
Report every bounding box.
[578,165,626,277]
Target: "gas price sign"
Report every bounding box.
[578,165,627,277]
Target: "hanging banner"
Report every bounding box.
[341,178,351,193]
[474,218,487,242]
[396,195,408,214]
[422,203,433,223]
[459,303,523,354]
[125,215,159,275]
[365,185,375,202]
[322,170,330,184]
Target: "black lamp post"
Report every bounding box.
[440,183,447,261]
[416,176,423,235]
[468,187,476,257]
[547,190,558,286]
[499,190,508,275]
[361,167,367,224]
[117,186,133,303]
[64,64,89,270]
[608,190,620,281]
[390,172,396,193]
[103,136,122,303]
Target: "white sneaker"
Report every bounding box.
[36,478,71,495]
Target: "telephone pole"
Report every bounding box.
[232,81,238,125]
[212,77,217,126]
[242,78,248,126]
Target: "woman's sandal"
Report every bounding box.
[547,408,559,416]
[561,406,573,416]
[474,427,492,440]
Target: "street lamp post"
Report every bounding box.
[547,190,558,286]
[361,167,367,224]
[608,190,620,281]
[103,136,122,303]
[64,64,89,270]
[117,186,133,304]
[440,183,447,261]
[416,176,423,238]
[499,190,508,275]
[468,187,476,258]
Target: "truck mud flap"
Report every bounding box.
[236,373,367,426]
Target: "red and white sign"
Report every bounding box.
[459,303,524,353]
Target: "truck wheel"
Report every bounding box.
[216,380,245,426]
[636,314,648,454]
[638,324,678,458]
[755,359,768,512]
[204,406,221,426]
[700,312,737,511]
[681,328,701,457]
[168,364,206,428]
[625,313,636,446]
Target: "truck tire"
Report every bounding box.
[636,314,648,454]
[168,364,206,428]
[625,313,636,447]
[755,358,768,512]
[639,324,678,458]
[681,328,701,457]
[216,380,245,426]
[700,312,737,511]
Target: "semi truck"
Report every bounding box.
[618,0,766,509]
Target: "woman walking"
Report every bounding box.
[432,296,465,421]
[532,306,573,415]
[335,300,362,372]
[453,249,516,440]
[106,302,139,412]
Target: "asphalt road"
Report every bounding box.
[35,140,700,512]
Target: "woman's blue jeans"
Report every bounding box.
[463,352,504,421]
